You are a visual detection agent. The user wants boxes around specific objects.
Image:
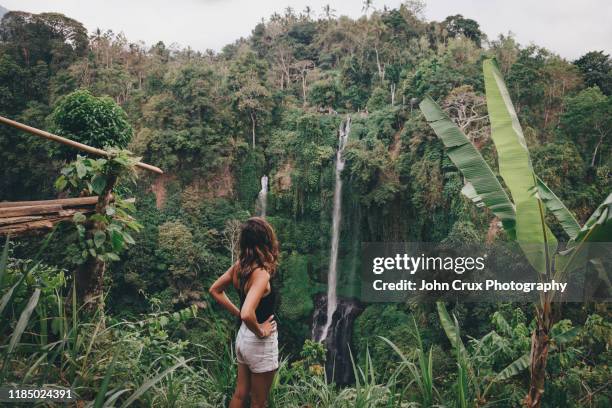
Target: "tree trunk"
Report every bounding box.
[525,304,552,408]
[73,174,118,313]
[374,46,384,83]
[23,47,30,66]
[74,252,106,312]
[302,73,307,107]
[250,112,256,149]
[591,133,604,167]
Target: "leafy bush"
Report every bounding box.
[51,89,133,158]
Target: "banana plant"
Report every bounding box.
[436,302,580,407]
[420,59,611,408]
[437,302,530,407]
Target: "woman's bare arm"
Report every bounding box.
[240,268,276,338]
[208,263,240,319]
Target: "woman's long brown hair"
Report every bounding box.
[238,217,279,289]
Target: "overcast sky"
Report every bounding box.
[2,0,611,60]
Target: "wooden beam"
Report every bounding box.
[0,196,99,208]
[0,204,65,218]
[0,216,70,235]
[0,115,163,174]
[0,216,44,226]
[0,205,96,218]
[0,209,96,235]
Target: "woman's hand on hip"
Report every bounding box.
[258,315,277,338]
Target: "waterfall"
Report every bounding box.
[257,175,268,217]
[312,295,362,385]
[316,116,351,342]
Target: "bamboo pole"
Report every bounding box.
[0,115,163,174]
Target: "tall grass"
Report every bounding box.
[379,316,438,407]
[0,235,193,407]
[2,234,539,407]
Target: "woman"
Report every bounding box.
[209,217,279,408]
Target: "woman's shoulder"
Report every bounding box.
[251,266,271,281]
[237,264,270,283]
[241,266,272,293]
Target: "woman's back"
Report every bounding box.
[237,266,276,324]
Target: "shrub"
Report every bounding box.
[51,89,133,158]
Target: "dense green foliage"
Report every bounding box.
[0,3,610,406]
[51,90,134,158]
[55,151,142,265]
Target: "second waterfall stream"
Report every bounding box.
[257,175,268,217]
[316,116,351,343]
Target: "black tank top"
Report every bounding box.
[238,269,276,324]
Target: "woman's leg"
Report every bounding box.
[250,369,277,408]
[229,363,251,408]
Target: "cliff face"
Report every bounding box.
[0,5,8,19]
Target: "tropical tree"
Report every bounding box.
[0,11,88,70]
[560,86,611,167]
[302,6,313,19]
[227,50,271,148]
[236,79,271,149]
[362,0,376,14]
[574,50,612,95]
[420,59,611,407]
[442,14,484,47]
[322,4,336,20]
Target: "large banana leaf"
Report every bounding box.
[483,59,557,275]
[495,353,529,381]
[437,302,477,401]
[555,193,612,278]
[536,176,580,240]
[586,258,612,298]
[0,236,9,289]
[0,287,40,382]
[570,192,612,245]
[420,96,516,239]
[436,302,469,363]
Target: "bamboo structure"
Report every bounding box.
[0,115,163,174]
[0,115,163,236]
[0,196,99,235]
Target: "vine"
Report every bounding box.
[55,149,142,308]
[55,149,142,265]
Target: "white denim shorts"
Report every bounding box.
[235,322,279,373]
